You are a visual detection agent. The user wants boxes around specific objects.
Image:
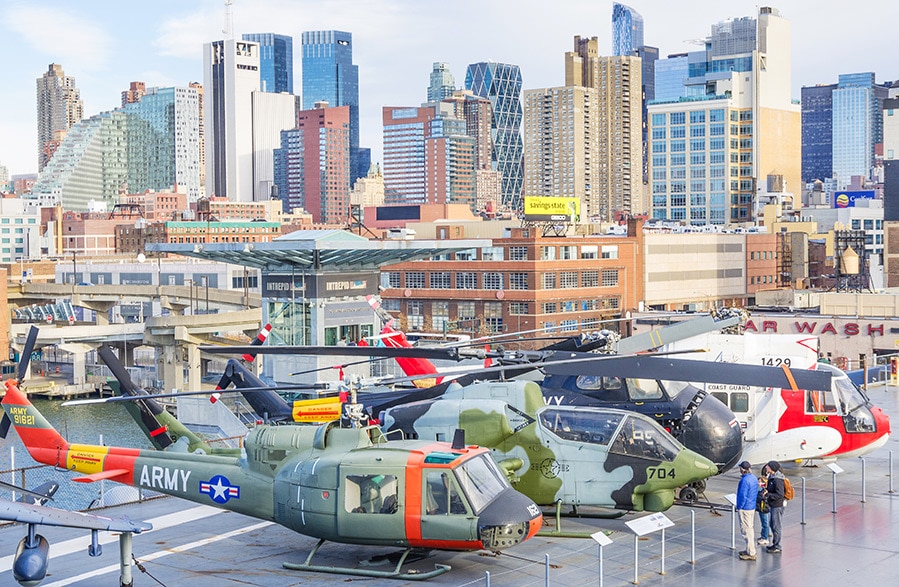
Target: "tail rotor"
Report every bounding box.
[1,326,39,439]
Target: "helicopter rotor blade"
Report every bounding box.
[199,344,478,361]
[16,326,39,384]
[61,382,336,406]
[541,353,833,391]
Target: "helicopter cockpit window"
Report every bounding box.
[454,454,508,514]
[539,408,623,445]
[609,415,681,461]
[832,372,870,414]
[575,375,622,391]
[425,471,468,515]
[806,389,838,414]
[661,380,691,398]
[344,474,398,514]
[626,378,664,401]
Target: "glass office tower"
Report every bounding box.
[464,62,523,211]
[301,30,369,184]
[612,3,644,57]
[242,33,294,94]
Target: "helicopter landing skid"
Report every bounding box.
[537,501,625,538]
[283,539,451,580]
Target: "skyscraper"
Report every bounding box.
[31,85,202,208]
[203,38,261,200]
[465,62,523,210]
[647,7,799,224]
[832,73,889,188]
[242,33,294,94]
[382,105,475,208]
[123,86,202,201]
[36,64,83,171]
[523,86,599,206]
[801,83,837,183]
[566,37,643,220]
[612,3,644,57]
[273,103,350,222]
[427,62,455,102]
[301,30,370,184]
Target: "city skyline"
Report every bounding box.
[2,0,898,179]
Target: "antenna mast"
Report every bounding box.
[223,0,234,39]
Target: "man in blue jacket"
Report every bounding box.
[736,460,759,560]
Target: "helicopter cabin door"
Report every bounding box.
[419,468,477,544]
[336,468,404,543]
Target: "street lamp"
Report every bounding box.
[692,290,713,311]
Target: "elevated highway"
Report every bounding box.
[9,284,263,393]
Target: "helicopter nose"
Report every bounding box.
[477,488,542,550]
[679,394,743,473]
[638,448,717,512]
[875,407,891,435]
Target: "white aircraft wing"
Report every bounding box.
[0,500,151,533]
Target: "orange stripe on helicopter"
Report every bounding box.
[403,442,485,551]
[781,364,799,391]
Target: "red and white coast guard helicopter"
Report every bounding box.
[664,331,890,463]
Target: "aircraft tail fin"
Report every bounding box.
[2,380,70,461]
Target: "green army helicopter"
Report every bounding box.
[1,377,543,580]
[378,378,717,513]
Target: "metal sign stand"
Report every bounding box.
[625,512,674,584]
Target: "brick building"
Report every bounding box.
[380,219,644,340]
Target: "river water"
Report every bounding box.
[1,398,154,509]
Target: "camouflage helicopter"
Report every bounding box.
[1,366,542,580]
[379,378,718,513]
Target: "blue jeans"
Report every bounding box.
[758,510,770,539]
[769,506,784,549]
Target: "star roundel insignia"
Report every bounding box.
[539,458,562,479]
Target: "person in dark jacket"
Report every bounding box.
[736,461,759,560]
[765,461,785,554]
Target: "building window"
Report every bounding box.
[455,248,476,261]
[562,301,576,312]
[601,245,618,259]
[484,302,503,333]
[456,272,477,289]
[405,272,425,288]
[458,301,476,321]
[543,302,557,314]
[509,272,529,290]
[430,272,451,289]
[560,272,578,288]
[581,245,598,259]
[432,301,449,331]
[482,246,504,261]
[407,300,424,329]
[582,271,599,287]
[561,319,578,331]
[542,273,556,289]
[540,246,556,260]
[509,246,528,261]
[602,269,619,287]
[581,299,598,311]
[544,321,557,332]
[483,272,504,290]
[509,302,529,315]
[560,245,576,260]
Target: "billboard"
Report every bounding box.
[833,190,875,209]
[523,196,581,222]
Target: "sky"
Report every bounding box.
[2,0,898,178]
